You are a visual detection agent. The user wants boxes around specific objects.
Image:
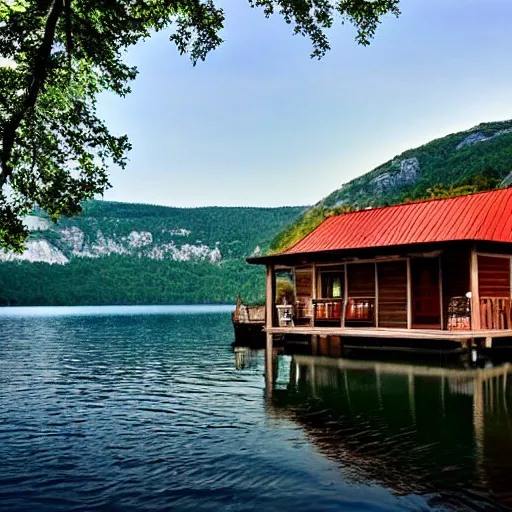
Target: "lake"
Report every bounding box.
[0,306,511,511]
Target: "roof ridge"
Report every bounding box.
[282,186,512,256]
[328,186,511,220]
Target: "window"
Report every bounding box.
[320,269,344,299]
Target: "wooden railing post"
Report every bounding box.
[374,262,379,328]
[406,258,412,329]
[342,263,348,327]
[438,256,444,330]
[470,248,481,330]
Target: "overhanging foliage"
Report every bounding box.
[0,0,400,251]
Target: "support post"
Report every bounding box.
[265,265,274,391]
[312,264,317,299]
[312,264,317,326]
[374,262,379,328]
[470,248,481,330]
[265,264,275,329]
[510,256,512,301]
[311,334,318,356]
[406,258,412,329]
[265,332,274,392]
[342,263,348,328]
[439,256,444,330]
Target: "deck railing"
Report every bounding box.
[480,297,512,330]
[313,299,343,321]
[345,298,375,323]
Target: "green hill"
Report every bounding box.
[0,202,306,306]
[271,119,512,253]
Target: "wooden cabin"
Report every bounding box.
[248,188,512,348]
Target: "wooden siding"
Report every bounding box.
[478,255,511,298]
[347,263,375,297]
[295,268,313,319]
[295,269,312,297]
[480,298,512,330]
[377,261,407,328]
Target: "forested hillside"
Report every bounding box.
[272,119,512,252]
[0,202,305,306]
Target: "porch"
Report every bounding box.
[264,244,512,345]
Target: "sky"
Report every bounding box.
[98,0,512,208]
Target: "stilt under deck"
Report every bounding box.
[266,326,512,343]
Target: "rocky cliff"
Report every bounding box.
[0,202,305,305]
[272,119,512,253]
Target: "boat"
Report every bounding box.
[232,296,265,347]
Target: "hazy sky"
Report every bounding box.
[98,0,512,208]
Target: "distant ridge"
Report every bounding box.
[0,202,306,306]
[271,119,512,253]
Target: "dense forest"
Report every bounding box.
[3,119,512,307]
[271,119,512,252]
[0,203,306,306]
[0,258,266,306]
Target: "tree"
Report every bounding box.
[0,0,400,251]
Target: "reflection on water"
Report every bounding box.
[266,352,512,509]
[2,310,433,512]
[1,306,511,512]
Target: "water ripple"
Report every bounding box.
[0,308,505,511]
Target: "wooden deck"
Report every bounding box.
[266,326,512,341]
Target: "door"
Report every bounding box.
[411,258,441,328]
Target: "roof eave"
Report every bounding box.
[246,239,512,266]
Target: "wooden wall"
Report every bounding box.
[347,263,375,297]
[377,261,408,328]
[295,269,312,297]
[295,268,313,317]
[478,255,510,297]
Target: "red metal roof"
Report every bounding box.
[284,188,512,255]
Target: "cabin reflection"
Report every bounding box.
[268,355,512,507]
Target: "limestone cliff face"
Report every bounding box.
[0,240,69,265]
[322,119,512,211]
[271,119,512,254]
[370,157,420,196]
[455,128,512,150]
[0,224,223,265]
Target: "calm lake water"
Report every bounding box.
[0,306,511,511]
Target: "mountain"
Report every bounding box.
[271,119,512,253]
[0,202,306,306]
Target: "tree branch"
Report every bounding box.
[1,0,64,185]
[64,0,73,62]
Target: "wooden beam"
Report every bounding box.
[375,262,379,328]
[438,256,444,330]
[265,264,274,329]
[341,263,348,327]
[312,251,441,269]
[470,248,481,330]
[407,258,412,329]
[266,325,512,340]
[312,264,317,299]
[265,332,274,391]
[292,267,297,304]
[476,252,512,259]
[265,264,275,391]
